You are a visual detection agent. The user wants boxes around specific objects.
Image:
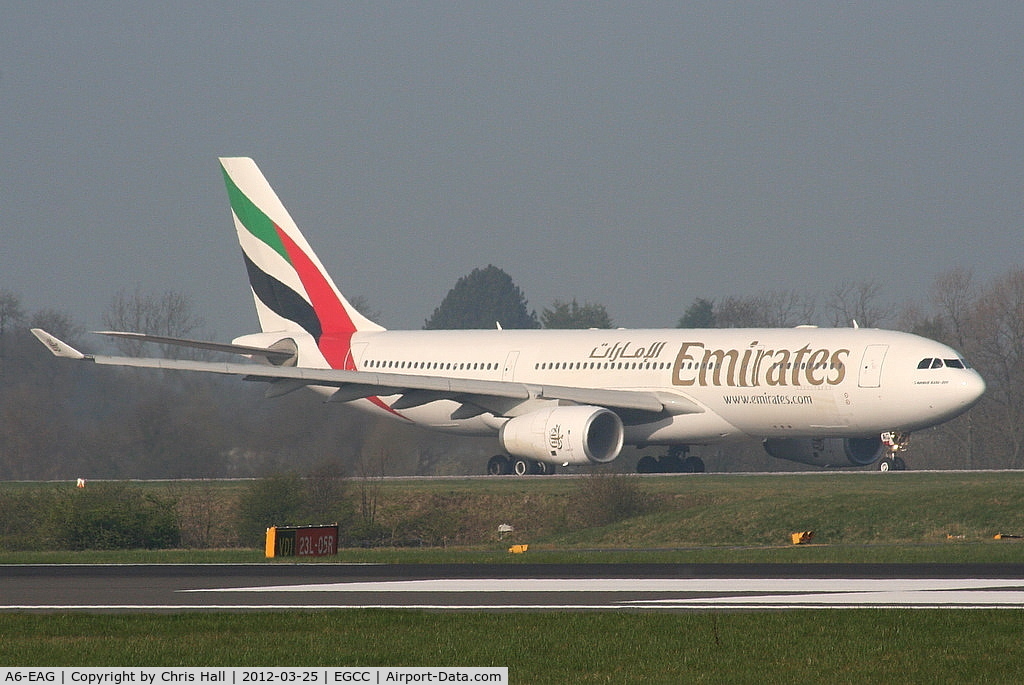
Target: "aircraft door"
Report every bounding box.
[858,344,888,388]
[502,351,520,381]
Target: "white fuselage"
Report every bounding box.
[301,326,985,447]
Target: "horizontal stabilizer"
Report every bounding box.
[94,331,295,363]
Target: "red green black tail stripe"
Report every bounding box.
[222,165,355,370]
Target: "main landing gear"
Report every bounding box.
[486,454,557,476]
[636,446,705,474]
[877,431,910,471]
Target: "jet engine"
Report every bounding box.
[762,437,884,468]
[499,406,624,465]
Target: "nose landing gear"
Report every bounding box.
[877,431,910,471]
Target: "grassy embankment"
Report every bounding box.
[4,471,1024,563]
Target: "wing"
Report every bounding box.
[31,329,703,418]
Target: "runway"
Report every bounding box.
[4,563,1024,611]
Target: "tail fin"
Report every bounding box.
[219,157,383,370]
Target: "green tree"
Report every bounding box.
[677,298,715,328]
[424,265,539,329]
[236,472,307,546]
[541,299,613,329]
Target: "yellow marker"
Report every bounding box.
[265,527,277,558]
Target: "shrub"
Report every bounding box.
[568,472,653,528]
[236,473,307,546]
[236,468,358,548]
[48,483,180,550]
[0,489,54,551]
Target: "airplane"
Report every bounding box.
[32,157,987,476]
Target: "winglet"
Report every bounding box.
[31,329,87,359]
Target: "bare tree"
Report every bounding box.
[714,290,816,328]
[826,280,895,328]
[714,296,764,328]
[0,289,26,364]
[761,290,817,327]
[29,309,85,345]
[103,286,207,357]
[0,290,25,333]
[930,267,976,350]
[967,269,1024,467]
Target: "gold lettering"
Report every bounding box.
[829,349,850,384]
[670,342,850,388]
[672,342,703,386]
[751,348,773,387]
[738,346,753,387]
[766,350,790,386]
[703,348,740,386]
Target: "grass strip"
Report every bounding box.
[1,611,1023,683]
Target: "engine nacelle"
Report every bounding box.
[763,437,884,468]
[499,406,624,465]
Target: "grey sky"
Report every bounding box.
[3,3,1022,338]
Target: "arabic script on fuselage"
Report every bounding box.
[588,341,669,363]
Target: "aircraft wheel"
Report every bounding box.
[637,456,659,473]
[892,456,907,471]
[530,460,550,475]
[878,458,893,472]
[512,457,532,476]
[487,455,509,476]
[683,456,705,473]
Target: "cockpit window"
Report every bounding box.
[918,357,970,370]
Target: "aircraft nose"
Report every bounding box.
[961,371,986,407]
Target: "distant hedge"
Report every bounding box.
[0,473,657,551]
[0,484,179,551]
